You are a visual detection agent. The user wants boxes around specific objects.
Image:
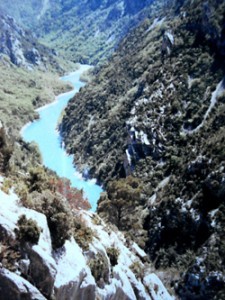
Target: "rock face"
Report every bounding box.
[0,177,173,299]
[0,268,47,300]
[60,0,225,298]
[28,246,57,298]
[0,13,58,69]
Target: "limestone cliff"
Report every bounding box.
[0,175,173,300]
[0,13,62,71]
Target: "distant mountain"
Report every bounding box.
[0,0,43,27]
[0,0,164,64]
[0,13,73,136]
[60,0,225,298]
[0,13,62,70]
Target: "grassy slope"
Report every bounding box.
[0,57,72,137]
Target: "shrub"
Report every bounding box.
[15,182,29,205]
[50,178,91,210]
[21,190,74,249]
[40,194,73,249]
[155,247,177,269]
[106,247,119,267]
[169,155,182,170]
[88,252,109,287]
[27,166,49,192]
[91,214,102,226]
[0,127,13,172]
[98,176,142,230]
[48,212,72,249]
[1,178,13,194]
[130,261,145,279]
[73,216,94,250]
[15,215,41,244]
[0,243,21,272]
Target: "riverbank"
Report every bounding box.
[21,65,102,211]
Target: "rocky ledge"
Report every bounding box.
[0,175,173,299]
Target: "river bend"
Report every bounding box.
[21,65,102,211]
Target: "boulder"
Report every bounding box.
[144,273,174,300]
[0,268,47,300]
[28,245,57,298]
[54,239,96,300]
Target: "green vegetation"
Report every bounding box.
[98,176,147,248]
[0,58,71,137]
[0,0,43,27]
[73,216,94,250]
[60,0,225,298]
[0,178,13,194]
[106,247,119,267]
[0,0,225,298]
[14,166,92,249]
[0,0,166,64]
[15,215,41,244]
[0,126,13,173]
[88,252,109,287]
[98,176,142,229]
[130,261,145,279]
[0,243,21,272]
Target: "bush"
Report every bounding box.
[27,166,49,193]
[40,194,73,249]
[88,252,109,287]
[48,212,72,249]
[0,127,13,172]
[15,215,41,244]
[1,178,13,194]
[0,243,21,272]
[106,247,119,267]
[15,182,29,205]
[50,178,91,210]
[98,176,142,230]
[130,261,145,279]
[23,191,74,249]
[73,216,94,250]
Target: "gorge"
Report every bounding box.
[21,65,102,211]
[0,0,225,299]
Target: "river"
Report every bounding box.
[21,65,102,211]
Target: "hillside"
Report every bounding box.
[0,163,175,300]
[0,13,62,70]
[0,0,165,64]
[0,0,43,27]
[60,0,225,298]
[0,7,175,299]
[0,0,225,298]
[0,13,76,137]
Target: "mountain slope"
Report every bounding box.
[38,0,157,64]
[0,168,173,300]
[60,0,225,298]
[0,13,62,70]
[0,0,166,64]
[0,0,43,28]
[0,60,71,137]
[0,13,75,137]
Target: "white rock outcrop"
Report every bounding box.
[0,177,174,299]
[0,268,47,300]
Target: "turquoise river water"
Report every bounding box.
[21,65,102,211]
